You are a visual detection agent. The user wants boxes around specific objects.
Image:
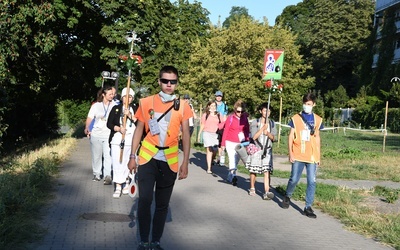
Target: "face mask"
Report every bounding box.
[303,104,313,114]
[158,91,176,103]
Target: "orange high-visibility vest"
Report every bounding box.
[137,95,191,172]
[291,113,322,163]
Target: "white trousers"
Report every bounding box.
[90,135,111,178]
[110,144,131,184]
[225,140,240,178]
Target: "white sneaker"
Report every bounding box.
[220,155,225,166]
[122,186,129,195]
[113,188,121,198]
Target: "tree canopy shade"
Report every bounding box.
[0,0,210,149]
[180,16,314,118]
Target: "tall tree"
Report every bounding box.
[99,0,210,97]
[0,0,210,149]
[278,0,375,97]
[222,6,252,28]
[181,16,314,118]
[304,0,375,96]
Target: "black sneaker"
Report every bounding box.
[150,241,164,250]
[137,241,150,250]
[282,196,290,209]
[304,207,317,218]
[232,176,237,186]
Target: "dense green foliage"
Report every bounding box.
[0,0,210,152]
[181,16,313,118]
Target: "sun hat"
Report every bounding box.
[121,87,134,97]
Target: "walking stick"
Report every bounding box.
[119,32,137,163]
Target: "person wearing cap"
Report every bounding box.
[214,90,228,166]
[183,94,197,137]
[107,87,138,198]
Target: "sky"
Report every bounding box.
[192,0,302,25]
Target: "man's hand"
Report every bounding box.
[128,158,138,173]
[178,163,188,180]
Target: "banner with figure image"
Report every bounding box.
[263,50,284,80]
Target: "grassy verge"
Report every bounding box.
[274,128,400,182]
[0,136,76,249]
[274,183,400,249]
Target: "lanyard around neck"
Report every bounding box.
[103,102,110,117]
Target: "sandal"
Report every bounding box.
[207,170,212,174]
[113,186,122,198]
[249,188,256,196]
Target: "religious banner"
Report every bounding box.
[262,49,284,80]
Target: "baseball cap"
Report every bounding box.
[215,90,223,96]
[183,94,190,99]
[121,87,135,97]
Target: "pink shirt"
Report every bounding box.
[201,113,220,132]
[221,114,250,146]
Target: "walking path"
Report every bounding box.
[30,138,397,250]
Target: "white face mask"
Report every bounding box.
[158,91,176,103]
[302,104,313,114]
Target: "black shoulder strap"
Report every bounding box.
[157,101,177,122]
[298,113,314,131]
[217,113,221,123]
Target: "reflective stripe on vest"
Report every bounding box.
[139,140,158,162]
[164,145,179,166]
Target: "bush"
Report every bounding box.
[57,99,91,128]
[0,154,60,248]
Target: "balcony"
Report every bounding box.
[376,0,400,12]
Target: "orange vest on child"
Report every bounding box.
[291,113,322,163]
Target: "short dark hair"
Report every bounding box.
[258,102,271,111]
[159,65,179,79]
[303,92,316,103]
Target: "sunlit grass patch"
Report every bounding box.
[0,136,77,248]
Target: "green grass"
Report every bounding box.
[274,128,400,182]
[274,183,400,249]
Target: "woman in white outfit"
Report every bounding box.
[84,85,116,184]
[107,87,138,198]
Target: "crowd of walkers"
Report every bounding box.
[83,65,323,250]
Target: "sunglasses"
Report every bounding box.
[236,110,243,113]
[160,78,178,85]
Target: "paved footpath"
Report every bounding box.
[29,138,396,250]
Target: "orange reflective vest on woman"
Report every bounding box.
[291,113,322,164]
[136,95,191,172]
